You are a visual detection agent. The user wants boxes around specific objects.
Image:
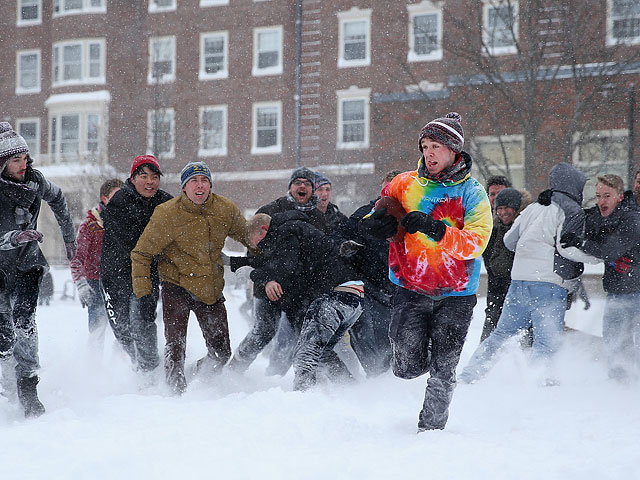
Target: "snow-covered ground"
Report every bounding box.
[1,267,638,480]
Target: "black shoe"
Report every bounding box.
[17,375,46,418]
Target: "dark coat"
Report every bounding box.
[482,220,515,292]
[100,179,172,294]
[256,195,329,233]
[320,202,348,234]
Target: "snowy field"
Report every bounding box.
[1,267,638,480]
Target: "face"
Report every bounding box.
[183,175,211,205]
[250,225,269,247]
[101,187,121,206]
[131,166,160,199]
[487,184,506,209]
[2,153,28,182]
[289,178,313,205]
[420,138,457,176]
[496,206,517,225]
[316,184,332,209]
[595,182,622,217]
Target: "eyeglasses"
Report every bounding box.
[293,180,312,187]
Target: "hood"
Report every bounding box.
[550,162,586,204]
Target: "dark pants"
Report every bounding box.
[0,269,42,378]
[161,282,230,383]
[389,288,476,430]
[102,282,159,372]
[351,294,392,376]
[481,286,509,342]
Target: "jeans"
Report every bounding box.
[602,292,640,381]
[460,280,567,383]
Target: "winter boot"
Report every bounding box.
[16,375,45,418]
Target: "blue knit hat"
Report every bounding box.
[180,161,212,188]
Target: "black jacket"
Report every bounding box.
[256,196,329,233]
[319,202,348,234]
[100,179,172,293]
[482,220,515,292]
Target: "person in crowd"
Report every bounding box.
[0,122,76,417]
[100,155,172,379]
[459,162,595,386]
[362,112,492,431]
[132,162,253,394]
[70,178,123,357]
[486,175,512,211]
[560,174,640,382]
[314,172,348,233]
[38,271,54,306]
[622,169,640,209]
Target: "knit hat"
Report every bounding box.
[495,187,522,211]
[130,154,162,178]
[288,167,316,192]
[314,172,331,188]
[418,112,464,153]
[0,122,29,170]
[180,161,213,188]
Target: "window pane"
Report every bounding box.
[89,43,101,77]
[51,117,57,159]
[90,0,103,6]
[414,14,438,54]
[256,107,278,148]
[19,54,38,89]
[21,0,39,20]
[154,0,174,6]
[487,6,515,48]
[341,99,365,143]
[65,0,83,11]
[343,20,366,60]
[63,44,82,81]
[202,110,224,150]
[60,115,79,154]
[257,31,279,69]
[151,112,173,154]
[87,114,100,153]
[204,36,225,73]
[18,122,37,153]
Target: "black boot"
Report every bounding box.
[17,375,46,418]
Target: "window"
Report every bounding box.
[16,50,40,94]
[147,109,175,158]
[608,0,640,45]
[253,26,283,76]
[17,0,41,25]
[200,32,228,80]
[148,36,176,84]
[407,2,442,62]
[53,0,105,15]
[16,119,40,157]
[470,135,525,189]
[199,106,227,156]
[200,0,228,6]
[336,86,370,150]
[149,0,176,12]
[252,102,281,154]
[49,112,102,163]
[482,1,518,55]
[338,8,371,68]
[52,39,105,86]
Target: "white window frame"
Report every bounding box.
[252,26,283,76]
[53,0,106,16]
[338,8,371,68]
[16,118,40,157]
[200,0,229,6]
[17,0,42,26]
[482,0,519,56]
[149,0,176,13]
[251,102,282,155]
[52,39,106,87]
[336,86,370,150]
[607,0,640,45]
[198,105,227,157]
[147,108,175,158]
[407,1,443,62]
[49,112,103,163]
[16,49,41,94]
[199,31,229,80]
[148,36,176,84]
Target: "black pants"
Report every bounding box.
[481,286,509,342]
[389,288,476,430]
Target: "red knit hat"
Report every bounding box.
[130,155,162,178]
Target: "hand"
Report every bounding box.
[360,208,399,239]
[265,280,283,302]
[339,240,364,257]
[75,278,95,307]
[615,256,632,274]
[559,232,583,249]
[15,229,43,244]
[401,211,446,241]
[65,240,77,261]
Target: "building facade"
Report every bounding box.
[1,0,639,262]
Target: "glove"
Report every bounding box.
[15,229,43,245]
[65,240,77,261]
[229,256,253,273]
[360,208,398,239]
[615,256,632,274]
[339,240,364,257]
[559,232,583,249]
[75,278,95,307]
[537,189,553,206]
[401,211,446,241]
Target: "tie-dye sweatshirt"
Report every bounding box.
[383,156,492,297]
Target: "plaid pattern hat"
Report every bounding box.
[180,161,212,188]
[418,112,464,154]
[0,122,29,171]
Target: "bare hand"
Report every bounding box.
[265,280,283,302]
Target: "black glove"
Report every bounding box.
[339,240,365,257]
[360,208,398,239]
[559,232,583,249]
[537,189,553,206]
[229,256,253,272]
[400,211,446,241]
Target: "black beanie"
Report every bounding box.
[495,188,522,210]
[288,167,316,192]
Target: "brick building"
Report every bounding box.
[1,0,639,262]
